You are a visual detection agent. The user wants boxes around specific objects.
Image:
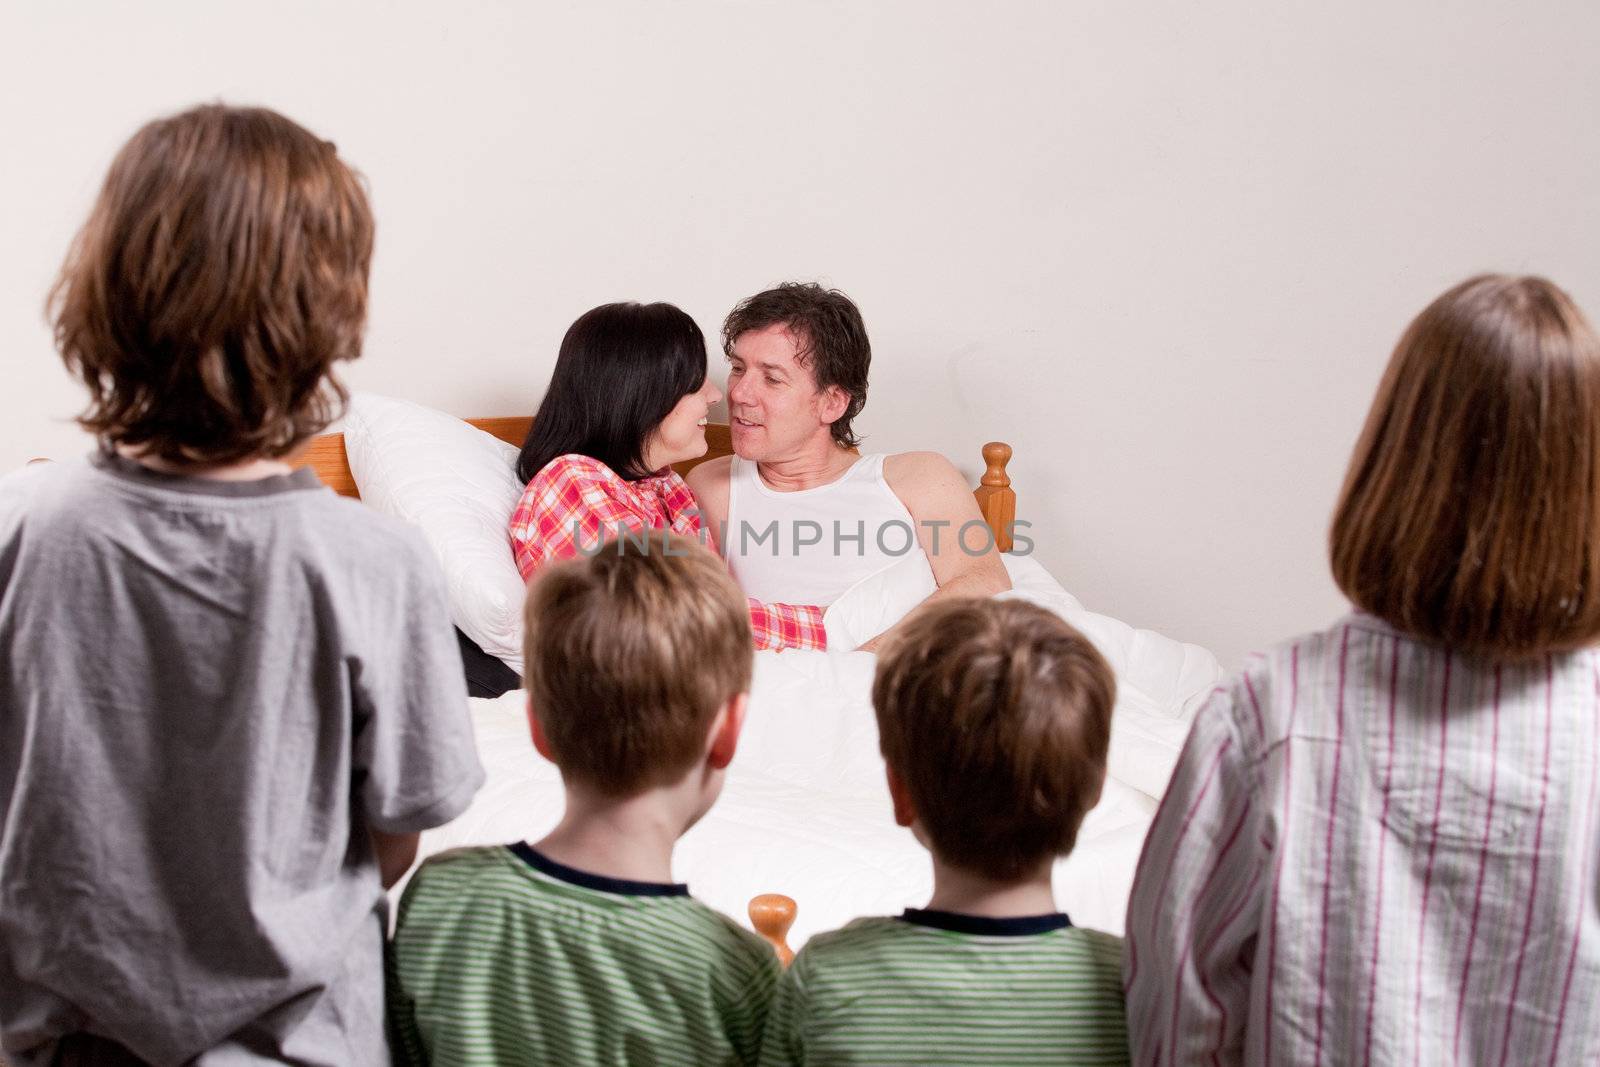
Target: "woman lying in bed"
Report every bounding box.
[508,302,828,651]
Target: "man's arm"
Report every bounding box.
[859,451,1011,650]
[685,455,733,555]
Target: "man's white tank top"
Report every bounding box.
[724,453,931,605]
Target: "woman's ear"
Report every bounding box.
[885,766,917,828]
[707,692,749,770]
[527,695,557,763]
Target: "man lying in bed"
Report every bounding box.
[688,283,1010,651]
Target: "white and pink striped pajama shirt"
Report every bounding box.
[1124,612,1600,1065]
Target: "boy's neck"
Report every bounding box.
[117,445,292,482]
[924,855,1057,918]
[533,784,697,886]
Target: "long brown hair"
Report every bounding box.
[1330,274,1600,659]
[48,104,374,464]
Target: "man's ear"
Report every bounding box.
[814,384,851,426]
[527,694,557,763]
[707,692,749,771]
[885,765,916,828]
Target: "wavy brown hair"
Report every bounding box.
[48,104,374,465]
[872,598,1114,880]
[1331,274,1600,659]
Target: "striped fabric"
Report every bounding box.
[507,454,827,652]
[1124,612,1600,1066]
[758,911,1130,1065]
[387,844,781,1067]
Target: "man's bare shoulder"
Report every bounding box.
[883,449,1010,595]
[882,450,968,505]
[685,454,733,495]
[685,455,733,529]
[685,455,733,545]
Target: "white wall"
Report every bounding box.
[4,1,1597,666]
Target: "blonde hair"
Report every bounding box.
[872,598,1115,880]
[1331,274,1600,659]
[522,533,753,794]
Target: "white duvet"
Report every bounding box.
[415,556,1221,945]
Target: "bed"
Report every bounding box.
[296,414,1022,550]
[294,396,1222,948]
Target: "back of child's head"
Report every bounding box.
[522,532,753,795]
[872,597,1115,881]
[1331,274,1600,659]
[49,103,374,465]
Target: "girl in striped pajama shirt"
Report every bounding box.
[1125,274,1600,1066]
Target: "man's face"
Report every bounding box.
[725,324,844,462]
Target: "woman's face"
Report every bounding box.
[644,378,722,471]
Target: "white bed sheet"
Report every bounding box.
[413,556,1221,946]
[417,691,1158,945]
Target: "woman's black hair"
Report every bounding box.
[516,302,709,484]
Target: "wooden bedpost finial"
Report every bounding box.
[974,441,1016,553]
[981,441,1012,488]
[749,893,797,967]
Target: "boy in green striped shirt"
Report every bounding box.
[760,598,1131,1066]
[387,534,780,1066]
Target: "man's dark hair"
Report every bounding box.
[517,302,708,484]
[721,282,870,448]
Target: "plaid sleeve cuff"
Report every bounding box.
[748,599,828,652]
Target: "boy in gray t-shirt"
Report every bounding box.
[0,105,484,1066]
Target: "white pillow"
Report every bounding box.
[342,394,527,671]
[820,552,937,649]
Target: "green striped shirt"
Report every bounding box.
[387,843,781,1066]
[758,910,1130,1066]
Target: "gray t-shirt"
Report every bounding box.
[0,453,486,1066]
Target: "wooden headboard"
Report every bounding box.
[293,419,1018,551]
